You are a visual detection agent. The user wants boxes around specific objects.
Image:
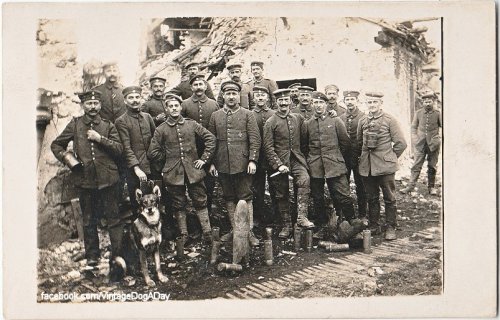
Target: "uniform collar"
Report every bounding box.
[191,94,208,103]
[347,107,360,118]
[313,113,328,120]
[83,114,101,125]
[253,105,270,113]
[105,81,120,90]
[126,109,142,118]
[166,115,185,126]
[327,101,338,109]
[368,109,383,119]
[424,106,435,114]
[253,76,263,83]
[152,95,164,101]
[276,110,290,118]
[223,106,241,115]
[300,105,312,112]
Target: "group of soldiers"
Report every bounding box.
[50,60,441,283]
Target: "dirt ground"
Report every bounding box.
[37,174,442,302]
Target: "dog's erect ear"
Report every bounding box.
[153,185,161,199]
[135,189,143,203]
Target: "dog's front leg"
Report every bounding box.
[139,250,155,287]
[154,247,168,283]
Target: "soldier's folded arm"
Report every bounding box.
[390,117,408,158]
[50,118,76,162]
[247,112,261,163]
[98,123,123,157]
[146,129,165,163]
[115,118,140,168]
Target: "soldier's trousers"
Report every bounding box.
[164,180,208,211]
[411,143,440,187]
[269,157,310,224]
[310,175,355,225]
[252,165,277,223]
[362,173,397,228]
[219,172,254,202]
[78,183,122,262]
[346,164,367,217]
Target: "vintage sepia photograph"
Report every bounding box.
[2,1,496,319]
[36,15,443,301]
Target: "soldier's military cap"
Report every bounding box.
[272,88,291,98]
[288,83,302,89]
[164,93,183,105]
[122,86,142,97]
[226,62,243,71]
[220,80,242,93]
[343,90,360,98]
[252,85,269,94]
[102,61,118,69]
[185,61,200,69]
[149,76,166,85]
[311,91,328,102]
[420,90,437,99]
[189,73,206,85]
[324,84,339,92]
[365,92,384,98]
[78,90,102,102]
[250,61,264,68]
[298,86,314,92]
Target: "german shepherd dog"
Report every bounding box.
[132,180,168,286]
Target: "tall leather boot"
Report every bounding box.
[195,207,212,243]
[401,171,420,193]
[428,167,437,195]
[175,210,188,244]
[83,225,100,266]
[220,201,236,242]
[296,188,314,229]
[246,200,260,246]
[277,198,292,238]
[108,223,125,282]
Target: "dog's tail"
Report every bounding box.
[109,256,127,282]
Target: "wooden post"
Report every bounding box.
[70,198,84,241]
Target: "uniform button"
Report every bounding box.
[92,157,95,160]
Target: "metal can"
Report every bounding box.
[305,229,313,252]
[212,227,220,242]
[324,243,350,252]
[217,263,243,272]
[363,229,372,253]
[264,240,273,266]
[294,227,302,252]
[210,240,221,265]
[265,227,273,240]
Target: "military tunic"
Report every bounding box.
[181,94,219,129]
[327,101,347,117]
[148,116,215,210]
[142,96,167,126]
[291,104,314,120]
[302,113,355,222]
[94,82,127,123]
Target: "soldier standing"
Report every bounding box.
[94,62,127,123]
[302,92,355,238]
[216,62,251,109]
[247,61,279,109]
[357,92,407,240]
[181,74,220,214]
[51,90,126,281]
[169,61,215,100]
[263,89,315,238]
[291,86,315,120]
[142,76,168,126]
[251,85,277,226]
[324,84,346,117]
[339,90,368,219]
[208,81,261,246]
[401,90,441,195]
[114,86,157,215]
[148,94,216,243]
[288,82,302,111]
